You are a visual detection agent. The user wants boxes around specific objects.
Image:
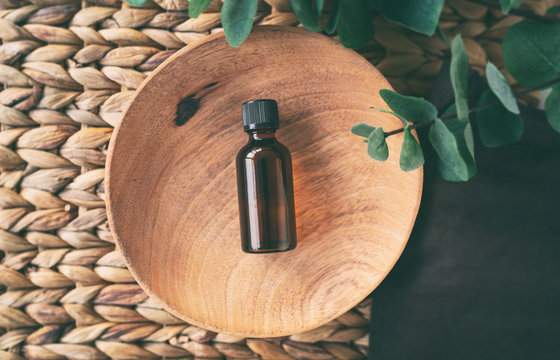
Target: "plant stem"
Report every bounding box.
[383,76,560,137]
[467,0,560,23]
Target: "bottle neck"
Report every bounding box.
[247,129,276,141]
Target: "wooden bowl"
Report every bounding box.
[107,26,422,337]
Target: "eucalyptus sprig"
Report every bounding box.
[353,20,560,181]
[124,0,560,50]
[121,0,560,182]
[126,0,445,48]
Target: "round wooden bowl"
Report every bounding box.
[107,26,423,337]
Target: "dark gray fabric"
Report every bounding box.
[368,105,560,359]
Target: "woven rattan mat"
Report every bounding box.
[0,0,543,358]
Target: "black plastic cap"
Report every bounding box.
[242,99,279,132]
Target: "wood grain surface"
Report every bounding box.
[107,26,423,337]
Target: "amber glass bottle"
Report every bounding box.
[236,99,297,253]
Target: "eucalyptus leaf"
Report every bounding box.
[370,107,408,126]
[379,89,437,123]
[436,126,475,181]
[289,0,322,32]
[125,0,147,6]
[437,104,476,181]
[400,127,424,171]
[486,61,519,114]
[314,0,324,15]
[545,86,560,133]
[367,127,389,161]
[189,0,213,18]
[351,123,376,138]
[429,118,469,181]
[376,0,443,35]
[450,35,469,124]
[436,25,450,46]
[503,21,560,88]
[338,0,374,49]
[326,0,341,35]
[476,90,523,148]
[221,0,258,47]
[499,0,523,13]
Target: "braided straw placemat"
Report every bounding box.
[0,0,550,358]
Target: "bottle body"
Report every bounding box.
[236,130,297,253]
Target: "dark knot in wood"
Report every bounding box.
[175,95,200,126]
[174,82,218,126]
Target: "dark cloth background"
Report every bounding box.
[368,67,560,359]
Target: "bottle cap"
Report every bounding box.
[242,99,279,132]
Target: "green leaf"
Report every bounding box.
[450,35,469,124]
[545,86,560,133]
[485,61,519,114]
[436,104,476,181]
[379,89,437,123]
[436,127,475,181]
[326,0,340,35]
[400,127,424,171]
[436,124,475,181]
[370,107,408,127]
[503,21,560,88]
[436,25,450,46]
[429,118,469,181]
[367,127,389,161]
[351,123,375,138]
[189,0,213,18]
[338,0,374,49]
[289,0,321,32]
[376,0,444,36]
[314,0,324,15]
[499,0,523,13]
[221,0,258,47]
[125,0,147,6]
[548,5,560,13]
[476,90,523,148]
